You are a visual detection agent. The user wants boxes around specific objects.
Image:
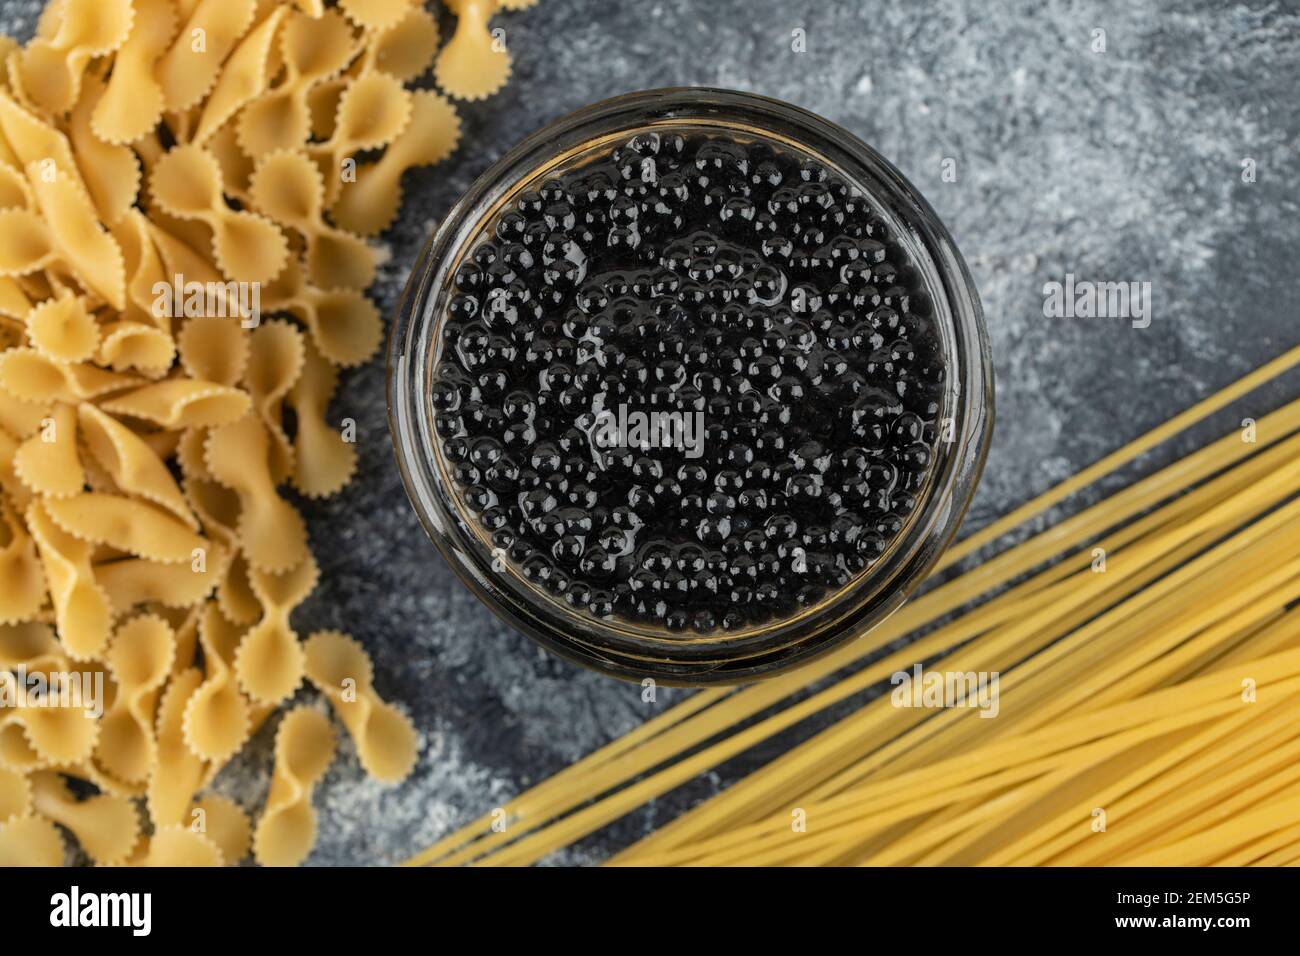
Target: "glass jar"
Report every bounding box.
[388,88,993,685]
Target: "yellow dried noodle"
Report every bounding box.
[304,629,418,783]
[436,0,511,101]
[252,705,334,867]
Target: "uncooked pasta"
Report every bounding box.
[0,0,531,866]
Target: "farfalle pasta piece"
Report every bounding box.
[42,492,208,564]
[308,70,411,207]
[236,8,357,159]
[67,74,141,225]
[91,0,176,145]
[78,402,197,527]
[99,377,251,428]
[0,815,63,866]
[26,293,98,363]
[233,552,316,705]
[365,4,440,81]
[243,318,303,483]
[332,89,460,236]
[143,823,223,866]
[13,0,133,115]
[303,630,416,783]
[252,705,333,867]
[190,793,250,865]
[192,6,291,146]
[0,505,45,623]
[177,316,249,387]
[24,499,111,659]
[0,90,85,189]
[203,413,307,573]
[96,321,176,379]
[338,0,412,32]
[94,613,174,785]
[0,349,138,404]
[27,165,127,310]
[109,211,168,329]
[149,143,288,284]
[0,765,31,821]
[0,622,101,769]
[436,0,511,102]
[13,402,83,498]
[94,545,227,615]
[182,602,251,763]
[0,697,101,772]
[193,631,271,778]
[147,666,207,827]
[262,256,381,367]
[157,0,258,114]
[250,149,374,290]
[30,770,139,864]
[288,338,355,498]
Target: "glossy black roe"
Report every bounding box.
[432,132,946,633]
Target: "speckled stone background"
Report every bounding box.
[3,0,1298,865]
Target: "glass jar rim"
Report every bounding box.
[388,87,994,684]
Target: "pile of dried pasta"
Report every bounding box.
[0,0,534,867]
[412,345,1300,867]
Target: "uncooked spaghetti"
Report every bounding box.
[410,344,1300,867]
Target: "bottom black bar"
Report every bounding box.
[1,866,1279,940]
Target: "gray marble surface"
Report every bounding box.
[3,0,1299,865]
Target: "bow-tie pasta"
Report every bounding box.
[0,0,536,867]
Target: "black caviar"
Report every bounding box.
[430,131,947,633]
